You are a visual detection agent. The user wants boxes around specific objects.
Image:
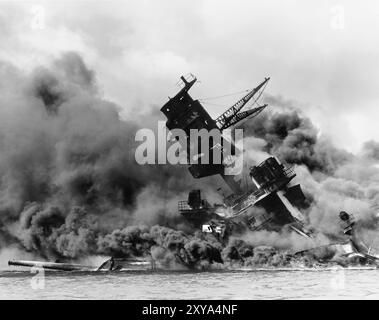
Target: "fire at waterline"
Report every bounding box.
[8,74,379,272]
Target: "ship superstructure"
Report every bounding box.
[8,74,379,271]
[161,76,310,238]
[161,75,269,194]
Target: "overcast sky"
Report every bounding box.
[1,0,379,153]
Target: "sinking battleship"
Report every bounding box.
[8,75,379,272]
[161,75,310,239]
[160,74,379,265]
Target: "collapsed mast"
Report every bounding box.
[160,75,270,194]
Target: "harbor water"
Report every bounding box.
[1,268,379,299]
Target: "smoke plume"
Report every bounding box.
[239,95,379,255]
[1,53,379,269]
[0,52,205,264]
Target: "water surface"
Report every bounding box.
[2,268,379,299]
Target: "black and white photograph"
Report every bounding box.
[1,0,379,306]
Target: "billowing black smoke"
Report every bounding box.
[1,53,379,269]
[240,94,379,245]
[241,99,353,174]
[0,52,216,262]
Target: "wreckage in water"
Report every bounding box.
[8,257,157,272]
[161,75,310,238]
[9,74,379,271]
[161,75,379,265]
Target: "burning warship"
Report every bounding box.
[159,75,379,265]
[8,74,379,272]
[161,75,310,238]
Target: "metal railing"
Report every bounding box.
[283,166,295,179]
[178,201,192,211]
[251,188,267,199]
